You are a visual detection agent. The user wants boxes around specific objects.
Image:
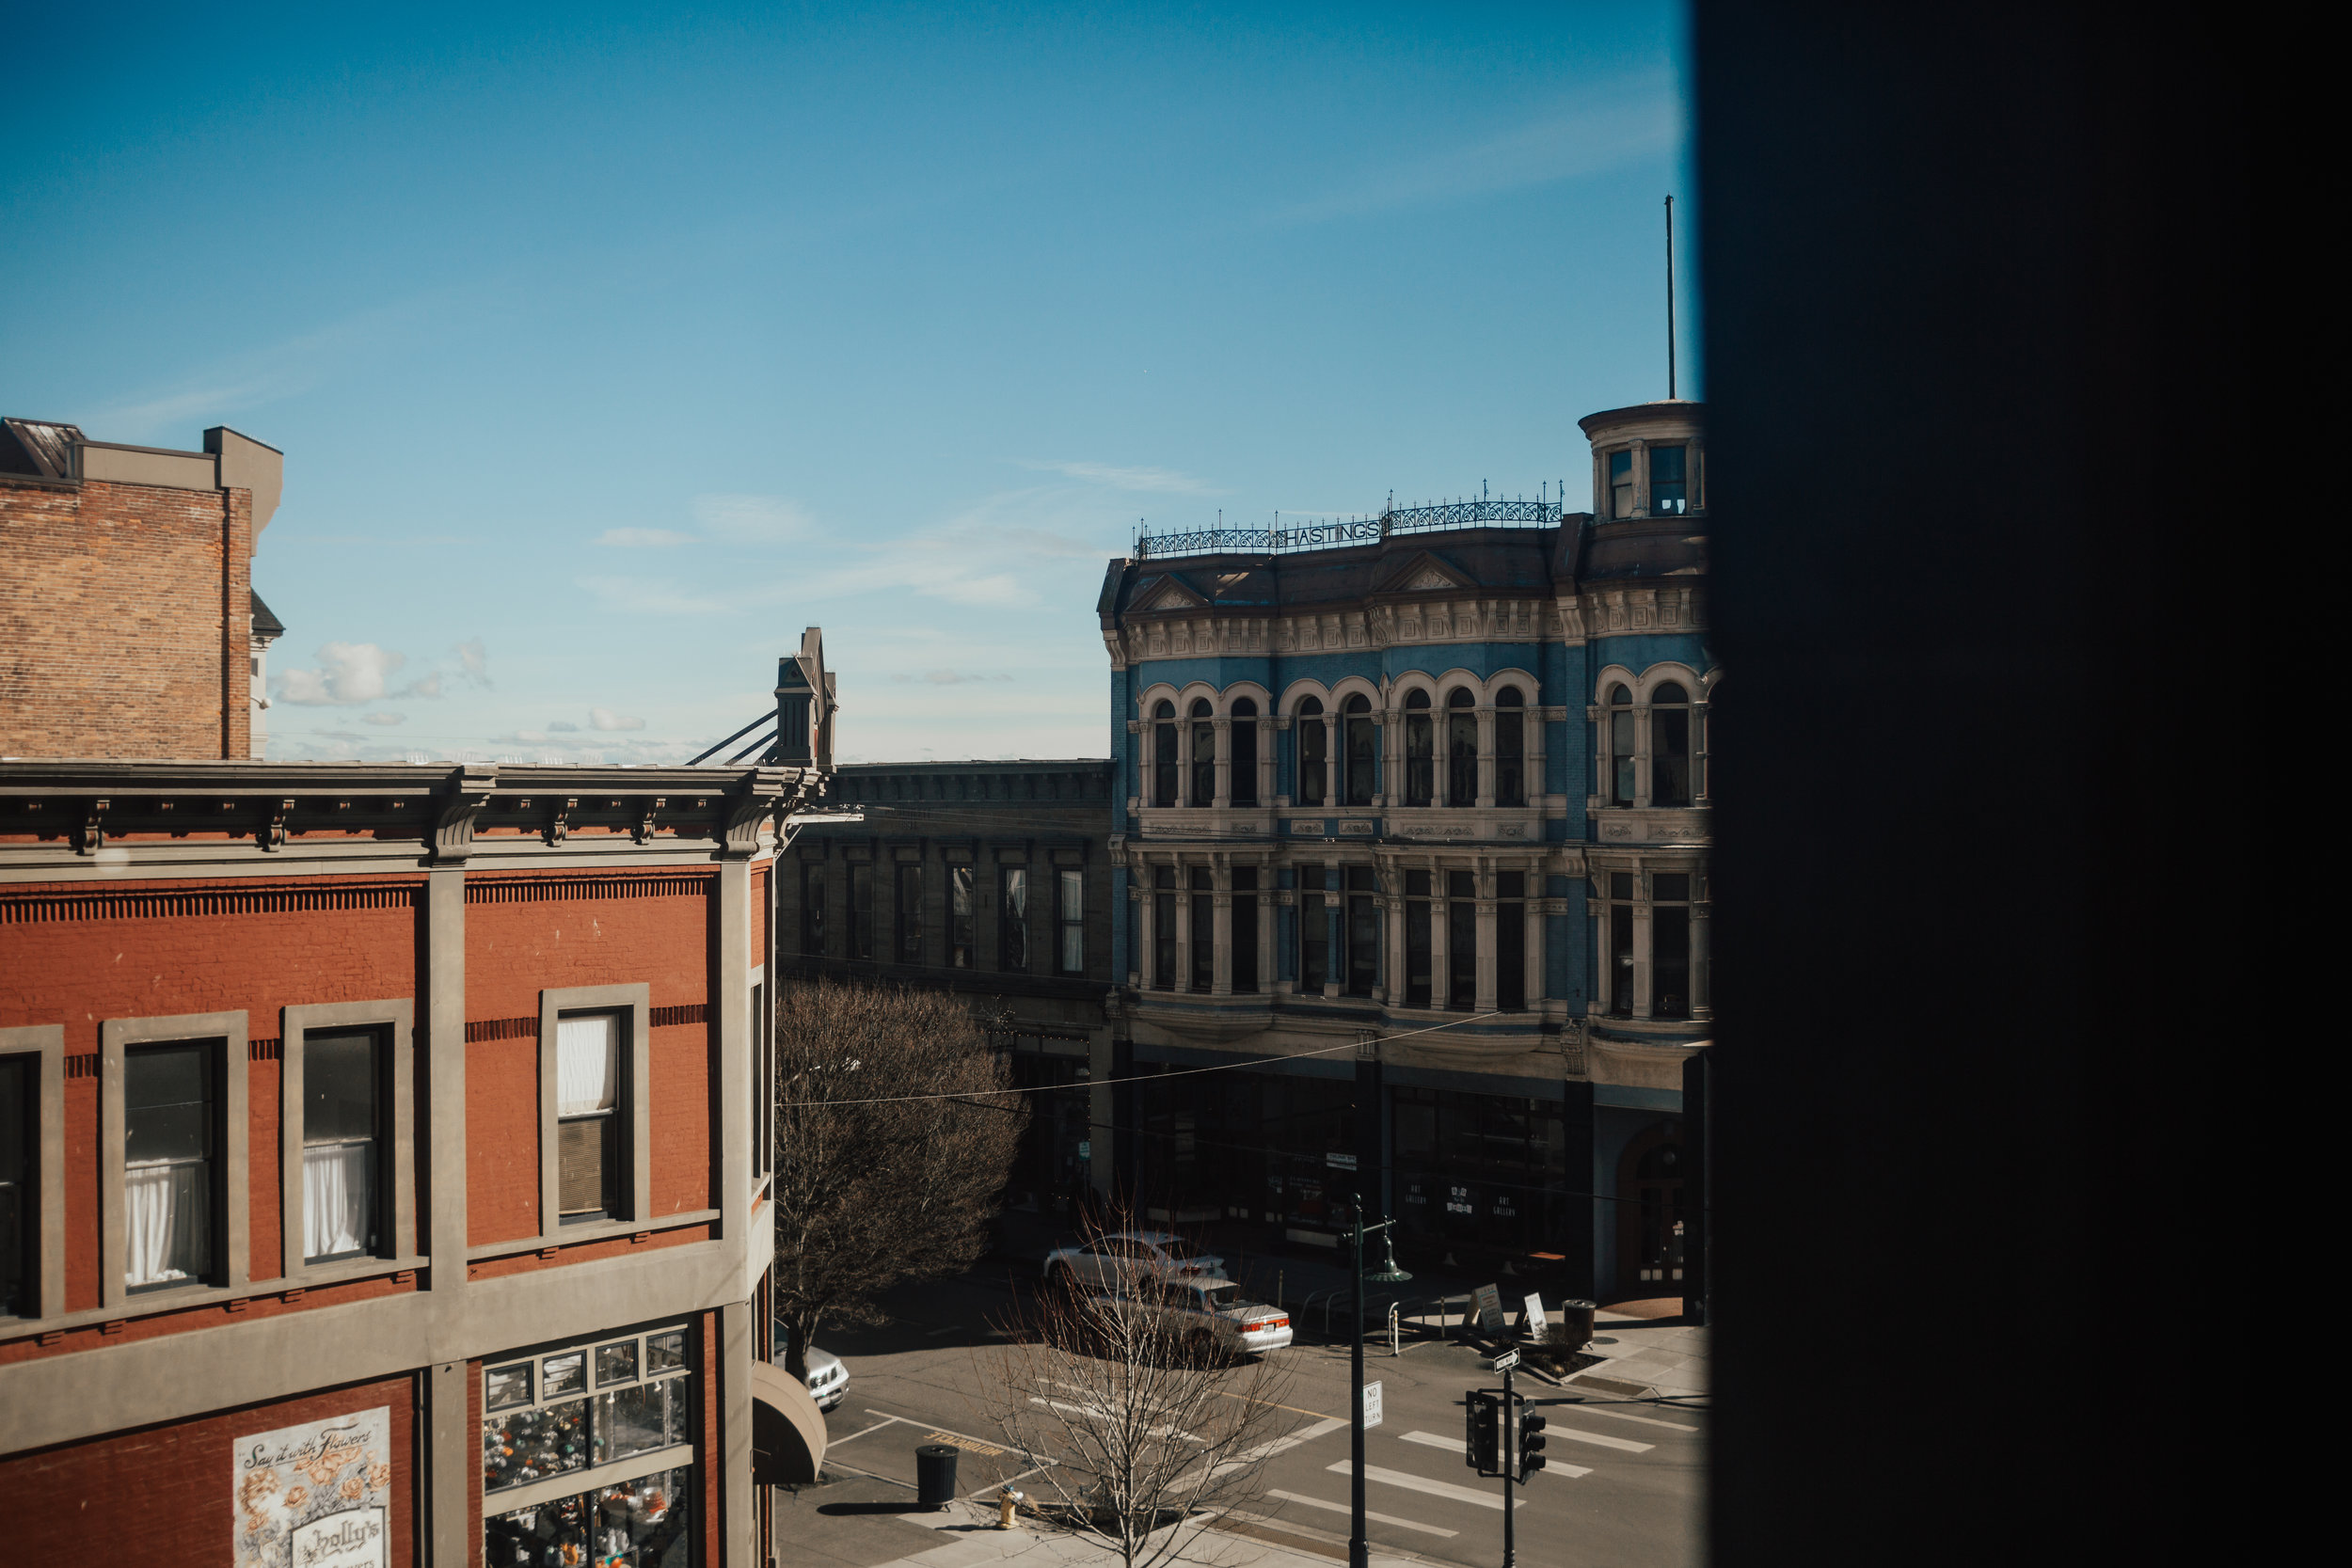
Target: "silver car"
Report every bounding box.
[1043,1229,1229,1291]
[803,1345,849,1411]
[1090,1277,1293,1355]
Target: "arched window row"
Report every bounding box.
[1594,667,1714,810]
[1140,675,1540,813]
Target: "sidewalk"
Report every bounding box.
[841,1495,1437,1568]
[1560,1302,1708,1402]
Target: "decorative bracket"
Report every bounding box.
[546,798,576,847]
[718,775,787,860]
[633,798,663,845]
[431,765,498,863]
[262,799,293,852]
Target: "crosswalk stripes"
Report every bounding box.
[1266,1489,1460,1538]
[1397,1428,1595,1478]
[1325,1460,1505,1511]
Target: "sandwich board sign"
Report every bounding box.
[1473,1283,1504,1335]
[1523,1291,1547,1338]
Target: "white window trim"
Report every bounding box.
[536,984,652,1242]
[279,999,419,1282]
[1,1024,66,1323]
[101,1010,250,1310]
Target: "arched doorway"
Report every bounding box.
[1618,1125,1687,1294]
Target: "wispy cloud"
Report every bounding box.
[277,642,406,705]
[590,707,646,732]
[575,576,735,615]
[1273,76,1682,226]
[891,671,1017,685]
[362,712,405,726]
[596,527,695,547]
[694,494,813,546]
[1019,460,1221,495]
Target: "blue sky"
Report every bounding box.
[1,3,1695,765]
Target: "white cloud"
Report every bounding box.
[1019,460,1220,495]
[277,642,406,705]
[548,720,580,733]
[596,528,696,547]
[454,638,491,688]
[576,576,733,615]
[362,711,406,726]
[1275,77,1683,225]
[693,494,813,546]
[590,708,646,732]
[400,672,444,699]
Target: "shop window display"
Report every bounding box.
[483,1327,693,1497]
[485,1465,691,1568]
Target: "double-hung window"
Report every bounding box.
[848,863,874,960]
[1446,870,1477,1009]
[1343,696,1376,806]
[1189,868,1215,991]
[1495,688,1527,807]
[124,1040,218,1292]
[1,1053,31,1315]
[999,867,1028,973]
[1650,445,1689,514]
[1652,875,1692,1019]
[300,1029,379,1263]
[1190,701,1216,806]
[1608,873,1636,1017]
[1300,868,1330,994]
[1152,702,1179,807]
[950,864,977,969]
[1295,698,1327,806]
[1231,699,1260,805]
[1607,686,1637,806]
[1152,867,1177,990]
[556,1014,621,1223]
[802,865,826,957]
[1403,692,1434,806]
[1057,868,1086,975]
[1610,450,1635,517]
[1231,867,1259,994]
[1496,872,1527,1012]
[1651,684,1693,806]
[1344,867,1380,997]
[1404,871,1433,1007]
[1445,689,1477,806]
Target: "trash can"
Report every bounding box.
[1557,1299,1596,1354]
[915,1443,960,1510]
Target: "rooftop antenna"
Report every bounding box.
[1665,194,1678,400]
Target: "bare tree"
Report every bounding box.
[976,1206,1301,1568]
[771,979,1026,1373]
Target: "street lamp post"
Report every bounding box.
[1350,1196,1412,1568]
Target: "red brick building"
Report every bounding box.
[0,754,832,1566]
[1,449,842,1568]
[2,417,285,762]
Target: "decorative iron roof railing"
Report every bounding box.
[1135,497,1563,560]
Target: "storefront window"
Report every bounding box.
[484,1326,692,1497]
[1392,1088,1568,1259]
[485,1465,691,1568]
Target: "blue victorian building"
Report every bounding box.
[1097,399,1710,1304]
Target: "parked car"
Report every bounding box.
[1043,1230,1228,1292]
[1088,1277,1294,1356]
[803,1345,850,1411]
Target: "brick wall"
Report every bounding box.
[0,877,422,1312]
[0,476,252,760]
[0,1372,417,1566]
[464,874,716,1243]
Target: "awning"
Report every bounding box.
[750,1360,828,1486]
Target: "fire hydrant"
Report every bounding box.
[997,1487,1025,1529]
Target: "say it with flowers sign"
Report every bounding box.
[232,1407,391,1568]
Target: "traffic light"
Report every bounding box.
[1517,1408,1548,1481]
[1465,1391,1501,1476]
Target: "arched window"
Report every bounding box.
[1189,699,1216,807]
[1152,700,1177,807]
[1651,683,1692,806]
[1607,684,1636,806]
[1295,697,1327,807]
[1343,694,1376,807]
[1495,687,1526,807]
[1231,697,1259,806]
[1445,689,1477,807]
[1403,690,1434,807]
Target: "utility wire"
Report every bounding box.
[777,1012,1502,1108]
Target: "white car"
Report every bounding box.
[1044,1230,1229,1292]
[1089,1277,1293,1355]
[803,1345,849,1411]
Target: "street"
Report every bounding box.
[779,1267,1702,1568]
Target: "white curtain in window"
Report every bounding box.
[125,1160,208,1287]
[303,1142,373,1259]
[557,1014,619,1117]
